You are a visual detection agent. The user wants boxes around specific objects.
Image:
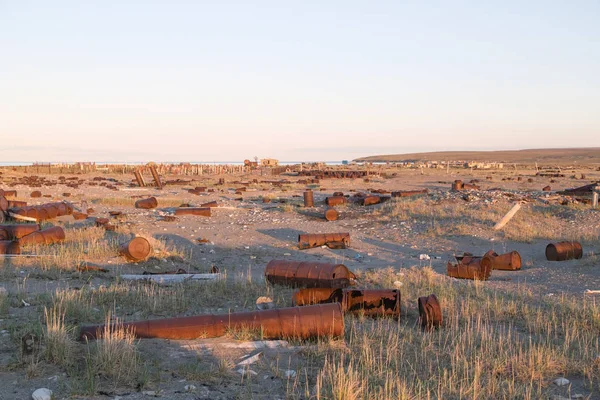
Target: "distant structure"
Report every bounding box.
[260,158,279,167]
[244,159,258,168]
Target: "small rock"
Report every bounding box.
[142,390,159,396]
[32,388,53,400]
[553,377,570,386]
[419,254,430,260]
[184,384,196,392]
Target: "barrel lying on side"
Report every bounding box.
[0,241,20,255]
[174,207,211,217]
[293,288,400,318]
[391,189,429,198]
[265,260,356,288]
[325,196,346,206]
[18,226,65,246]
[135,197,158,209]
[447,255,492,280]
[481,251,522,271]
[79,303,344,341]
[0,224,40,240]
[119,237,152,262]
[546,241,583,261]
[8,202,74,222]
[298,233,350,250]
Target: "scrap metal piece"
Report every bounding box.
[447,255,492,280]
[324,208,338,221]
[79,303,344,341]
[325,196,346,206]
[135,197,158,209]
[133,170,146,187]
[391,189,429,198]
[18,226,65,246]
[481,250,522,271]
[293,288,400,317]
[0,240,20,255]
[119,237,152,262]
[174,207,211,217]
[298,233,350,250]
[265,260,356,288]
[546,241,583,261]
[418,294,442,331]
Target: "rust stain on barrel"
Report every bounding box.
[325,196,346,206]
[265,260,356,288]
[0,224,40,240]
[79,303,344,341]
[18,226,65,246]
[303,191,314,207]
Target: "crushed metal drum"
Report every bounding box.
[119,237,152,262]
[447,255,492,280]
[481,250,522,271]
[135,197,158,209]
[293,288,400,317]
[546,241,583,261]
[79,303,344,341]
[265,260,356,288]
[298,233,350,250]
[418,294,442,331]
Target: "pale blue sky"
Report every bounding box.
[1,1,599,162]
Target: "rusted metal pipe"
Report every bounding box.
[418,294,442,331]
[133,170,145,187]
[119,237,152,262]
[546,241,583,261]
[298,233,350,250]
[0,224,40,240]
[325,196,346,206]
[293,288,400,317]
[135,197,158,209]
[150,166,163,189]
[18,226,66,246]
[174,207,211,217]
[79,303,344,341]
[391,189,428,198]
[303,191,314,207]
[324,208,338,221]
[447,255,492,280]
[0,240,20,255]
[265,260,356,288]
[481,251,522,271]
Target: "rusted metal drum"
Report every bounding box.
[0,196,8,212]
[79,303,344,341]
[174,207,211,217]
[135,197,158,209]
[542,186,551,192]
[463,183,480,190]
[10,202,73,221]
[447,256,492,280]
[546,241,583,261]
[3,190,17,198]
[325,196,346,206]
[451,180,464,191]
[119,237,152,262]
[481,251,522,271]
[0,224,40,239]
[0,240,20,255]
[265,260,356,288]
[72,212,88,220]
[332,192,344,197]
[133,170,145,187]
[293,288,400,318]
[324,208,338,221]
[303,191,314,207]
[19,226,65,246]
[418,294,442,331]
[200,201,218,208]
[298,233,350,250]
[361,195,382,206]
[391,189,428,198]
[30,191,42,198]
[7,200,27,208]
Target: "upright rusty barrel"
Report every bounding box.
[79,303,344,341]
[325,196,346,207]
[418,294,442,331]
[18,226,65,246]
[174,207,211,217]
[324,208,338,221]
[303,191,314,207]
[293,288,400,318]
[119,237,152,262]
[481,251,522,271]
[265,260,356,288]
[135,197,158,209]
[546,241,583,261]
[0,240,20,255]
[447,255,492,280]
[0,224,40,240]
[298,233,350,250]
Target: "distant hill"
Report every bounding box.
[354,148,600,165]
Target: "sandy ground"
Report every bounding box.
[0,165,599,399]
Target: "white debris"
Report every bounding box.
[284,370,297,378]
[256,296,274,310]
[184,384,196,392]
[419,254,431,260]
[237,368,258,376]
[393,281,403,288]
[32,388,53,400]
[553,377,570,386]
[237,352,262,366]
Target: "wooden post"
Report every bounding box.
[593,190,599,209]
[494,202,522,230]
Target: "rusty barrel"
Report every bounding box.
[361,196,382,206]
[303,191,314,207]
[19,226,66,246]
[0,196,8,212]
[391,189,428,198]
[200,201,218,208]
[298,233,350,250]
[72,211,88,220]
[447,256,491,280]
[325,208,338,221]
[3,190,17,198]
[0,224,40,240]
[30,191,42,198]
[119,237,152,262]
[79,303,344,341]
[451,180,464,191]
[0,240,20,255]
[418,294,442,331]
[174,207,211,217]
[546,241,583,261]
[135,197,158,209]
[265,260,356,288]
[7,200,27,208]
[325,196,346,207]
[293,288,400,318]
[481,251,521,271]
[463,183,480,190]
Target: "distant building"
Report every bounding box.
[260,158,279,167]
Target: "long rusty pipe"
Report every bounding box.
[265,260,356,288]
[298,233,350,250]
[292,288,400,317]
[79,303,344,341]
